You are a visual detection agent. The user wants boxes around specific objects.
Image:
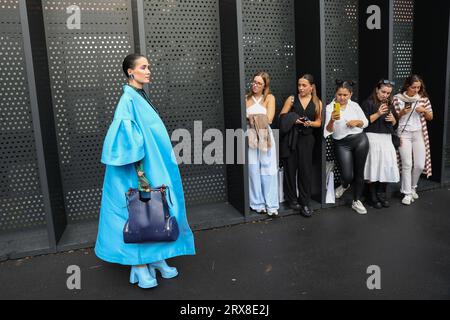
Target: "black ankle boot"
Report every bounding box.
[368,183,382,209]
[288,201,301,210]
[376,183,390,208]
[300,205,313,218]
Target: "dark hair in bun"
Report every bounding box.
[122,53,146,78]
[335,79,356,93]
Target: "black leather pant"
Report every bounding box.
[334,133,369,201]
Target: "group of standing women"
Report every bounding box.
[95,53,433,289]
[247,73,433,216]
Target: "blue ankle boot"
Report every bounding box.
[148,260,178,279]
[130,266,158,289]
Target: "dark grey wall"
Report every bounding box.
[358,0,391,102]
[242,0,297,115]
[0,1,47,232]
[412,0,450,183]
[323,0,359,102]
[41,0,135,223]
[143,0,228,206]
[392,0,415,93]
[219,0,248,215]
[323,0,359,188]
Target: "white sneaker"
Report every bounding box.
[267,209,278,216]
[402,195,413,205]
[412,190,419,200]
[336,185,350,199]
[256,208,266,214]
[352,200,367,215]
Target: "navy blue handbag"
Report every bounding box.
[123,185,180,244]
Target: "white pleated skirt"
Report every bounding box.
[364,133,400,183]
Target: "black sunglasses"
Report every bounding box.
[379,79,395,86]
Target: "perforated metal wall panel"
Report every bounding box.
[41,0,134,222]
[143,0,227,206]
[445,15,450,175]
[392,0,414,93]
[242,0,296,111]
[446,75,450,171]
[324,0,359,185]
[324,0,359,102]
[0,1,47,231]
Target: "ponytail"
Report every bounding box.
[311,84,321,115]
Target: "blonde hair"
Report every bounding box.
[247,72,272,102]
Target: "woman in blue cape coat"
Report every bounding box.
[95,54,196,289]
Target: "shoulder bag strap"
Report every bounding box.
[400,101,419,135]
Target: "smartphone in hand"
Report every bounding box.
[333,102,341,114]
[332,102,341,120]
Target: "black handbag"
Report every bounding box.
[391,133,401,149]
[383,98,401,149]
[123,162,179,244]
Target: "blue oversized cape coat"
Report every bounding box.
[95,85,196,265]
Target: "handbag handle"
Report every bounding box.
[134,161,151,191]
[132,161,174,211]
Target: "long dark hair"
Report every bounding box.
[299,74,322,114]
[122,53,146,79]
[400,74,429,98]
[371,80,394,105]
[371,80,398,121]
